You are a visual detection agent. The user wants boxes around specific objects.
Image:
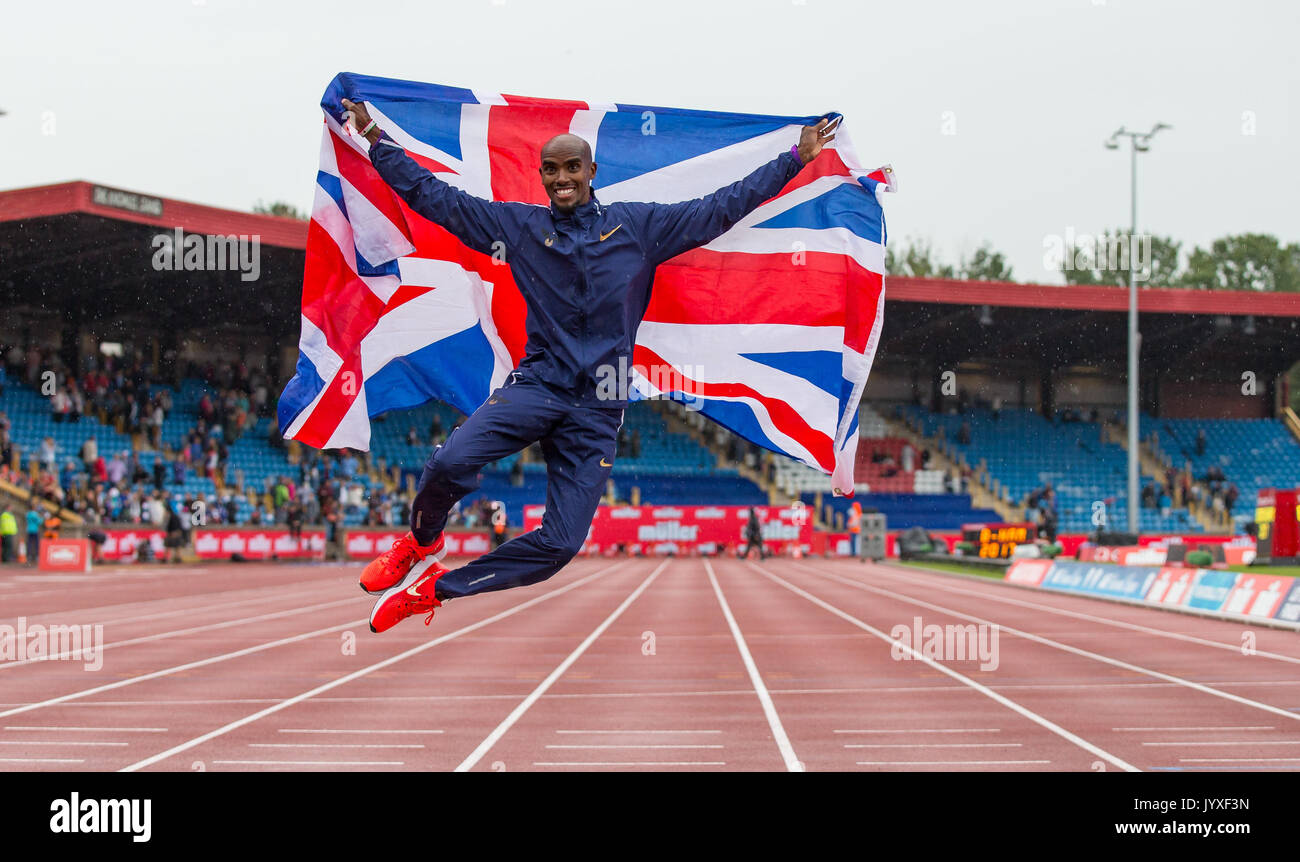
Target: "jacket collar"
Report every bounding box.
[550,192,603,225]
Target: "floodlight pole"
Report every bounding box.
[1106,123,1169,535]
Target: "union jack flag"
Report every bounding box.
[278,72,893,494]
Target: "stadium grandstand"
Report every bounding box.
[1,179,1298,559]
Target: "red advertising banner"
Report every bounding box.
[523,504,811,556]
[98,529,166,562]
[191,529,326,561]
[1222,573,1293,618]
[39,539,92,572]
[1005,559,1052,586]
[1144,566,1199,606]
[1076,545,1167,566]
[344,530,495,560]
[92,528,325,562]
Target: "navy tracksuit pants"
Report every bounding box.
[409,376,622,600]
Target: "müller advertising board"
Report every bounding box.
[524,504,811,555]
[95,528,325,561]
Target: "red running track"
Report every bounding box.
[1,557,1297,772]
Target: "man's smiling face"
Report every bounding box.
[539,134,596,213]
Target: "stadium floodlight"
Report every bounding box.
[1106,122,1171,534]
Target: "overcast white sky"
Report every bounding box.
[4,0,1296,283]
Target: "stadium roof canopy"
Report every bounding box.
[0,181,307,336]
[885,277,1300,379]
[1,179,1297,380]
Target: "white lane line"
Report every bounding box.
[24,679,1279,711]
[545,744,724,750]
[844,743,1023,749]
[248,743,425,749]
[278,728,444,735]
[212,760,404,766]
[0,757,85,763]
[856,760,1050,766]
[0,597,358,669]
[0,617,362,720]
[1144,740,1300,747]
[555,729,721,734]
[834,728,1001,734]
[534,761,726,767]
[867,563,1300,665]
[121,561,629,773]
[5,725,166,732]
[454,560,669,773]
[16,679,1295,711]
[81,580,339,628]
[1114,726,1274,732]
[0,740,128,747]
[1181,757,1300,763]
[749,562,1140,772]
[704,559,802,773]
[794,562,1300,724]
[0,574,340,628]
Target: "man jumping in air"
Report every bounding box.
[340,96,839,633]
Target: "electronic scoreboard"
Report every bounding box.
[961,522,1036,559]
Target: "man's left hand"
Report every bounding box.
[798,116,842,164]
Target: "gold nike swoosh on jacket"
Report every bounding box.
[599,224,623,242]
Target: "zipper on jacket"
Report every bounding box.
[575,219,591,402]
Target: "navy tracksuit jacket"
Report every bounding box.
[368,133,804,599]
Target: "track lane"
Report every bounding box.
[474,558,797,771]
[704,557,1124,771]
[768,558,1300,771]
[2,560,626,769]
[121,559,657,771]
[6,555,1295,772]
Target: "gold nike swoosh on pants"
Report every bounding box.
[599,224,623,241]
[600,458,613,467]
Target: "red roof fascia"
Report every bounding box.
[888,277,1300,317]
[0,180,308,249]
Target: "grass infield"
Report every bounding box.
[894,560,1008,580]
[1227,563,1300,577]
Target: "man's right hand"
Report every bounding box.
[341,98,382,144]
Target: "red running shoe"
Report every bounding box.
[359,532,445,594]
[369,559,447,633]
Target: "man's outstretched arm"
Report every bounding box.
[635,116,841,264]
[340,98,512,256]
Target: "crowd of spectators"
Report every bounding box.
[1151,460,1239,520]
[1024,482,1059,542]
[2,350,505,540]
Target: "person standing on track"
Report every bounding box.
[740,507,769,560]
[340,97,841,633]
[0,503,16,564]
[848,500,862,558]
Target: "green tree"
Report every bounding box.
[885,239,956,278]
[960,243,1013,282]
[1059,230,1183,287]
[253,200,308,221]
[1182,233,1299,292]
